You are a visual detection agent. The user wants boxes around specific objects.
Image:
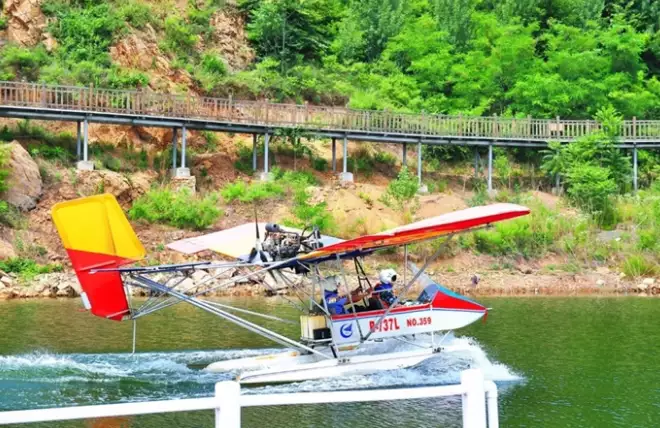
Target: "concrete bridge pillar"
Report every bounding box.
[174,126,190,177]
[339,135,353,183]
[487,143,493,193]
[76,118,94,170]
[259,132,271,181]
[331,138,337,172]
[633,145,638,193]
[417,142,428,194]
[76,121,81,161]
[474,147,480,179]
[252,134,257,171]
[402,143,407,168]
[171,128,178,172]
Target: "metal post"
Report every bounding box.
[83,118,89,162]
[461,369,487,428]
[76,121,81,160]
[172,128,178,171]
[252,134,257,171]
[264,132,270,174]
[402,143,407,168]
[342,136,348,173]
[474,147,479,178]
[215,382,240,428]
[633,145,638,193]
[417,142,422,185]
[332,138,337,172]
[181,126,187,168]
[487,143,493,192]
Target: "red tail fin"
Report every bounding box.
[52,194,145,321]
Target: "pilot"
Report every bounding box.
[372,269,398,308]
[323,276,371,315]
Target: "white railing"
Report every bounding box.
[0,369,498,428]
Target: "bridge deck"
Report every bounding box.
[2,81,660,148]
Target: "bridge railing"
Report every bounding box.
[0,369,498,428]
[0,80,653,141]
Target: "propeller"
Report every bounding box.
[248,204,271,265]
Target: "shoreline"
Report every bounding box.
[2,270,657,301]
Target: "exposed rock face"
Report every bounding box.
[0,237,16,259]
[110,26,195,93]
[208,9,254,71]
[2,0,47,47]
[3,141,43,211]
[75,169,155,204]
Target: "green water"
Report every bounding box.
[0,297,658,427]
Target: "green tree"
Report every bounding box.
[246,0,342,72]
[433,0,477,49]
[335,0,406,63]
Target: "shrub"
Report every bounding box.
[0,143,10,193]
[118,1,156,29]
[234,143,257,174]
[163,16,199,55]
[374,151,397,166]
[436,179,449,193]
[312,157,328,171]
[129,188,221,230]
[285,187,335,234]
[0,44,51,81]
[566,164,618,227]
[195,52,228,92]
[29,145,73,164]
[0,257,63,281]
[48,3,125,63]
[279,169,318,187]
[381,167,419,210]
[200,130,219,151]
[221,180,285,203]
[469,202,576,258]
[622,254,657,278]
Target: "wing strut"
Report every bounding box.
[132,274,330,359]
[363,233,456,342]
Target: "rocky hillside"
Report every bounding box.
[1,0,660,300]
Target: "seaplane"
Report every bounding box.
[51,193,530,384]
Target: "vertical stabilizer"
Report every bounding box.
[52,194,145,321]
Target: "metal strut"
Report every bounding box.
[133,275,330,359]
[363,235,456,342]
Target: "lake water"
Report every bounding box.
[0,297,658,427]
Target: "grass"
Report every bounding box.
[0,257,63,282]
[622,254,657,278]
[358,192,374,208]
[129,188,222,230]
[221,180,285,203]
[221,169,333,233]
[461,200,580,259]
[0,143,10,193]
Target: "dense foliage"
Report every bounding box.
[2,0,660,117]
[129,188,222,230]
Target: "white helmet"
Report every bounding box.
[322,276,341,292]
[379,269,398,284]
